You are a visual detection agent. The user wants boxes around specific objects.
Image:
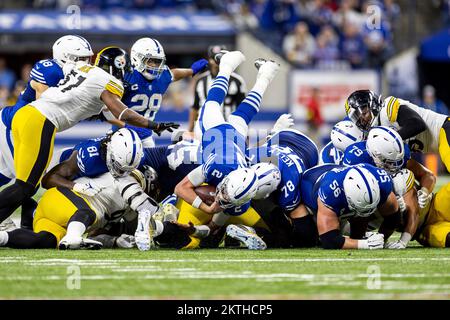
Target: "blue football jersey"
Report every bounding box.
[139,141,201,200]
[301,164,393,218]
[343,141,411,168]
[201,124,248,187]
[1,59,64,128]
[320,141,344,165]
[74,138,108,178]
[118,67,173,139]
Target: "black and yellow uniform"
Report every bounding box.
[417,183,450,248]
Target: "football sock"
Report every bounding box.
[206,75,229,105]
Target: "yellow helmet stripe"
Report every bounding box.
[94,46,119,66]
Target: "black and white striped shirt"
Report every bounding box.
[192,71,247,121]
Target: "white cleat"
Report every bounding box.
[226,224,267,250]
[255,58,280,84]
[216,50,246,73]
[162,203,180,222]
[134,211,155,251]
[59,236,103,250]
[0,217,17,232]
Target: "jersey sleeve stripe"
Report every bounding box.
[406,171,415,192]
[387,97,400,122]
[30,70,47,81]
[105,81,124,98]
[31,68,44,76]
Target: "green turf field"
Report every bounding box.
[0,248,449,299]
[1,176,449,300]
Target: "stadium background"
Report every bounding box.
[0,0,449,175]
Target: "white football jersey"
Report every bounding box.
[31,64,124,132]
[374,96,447,153]
[74,172,138,230]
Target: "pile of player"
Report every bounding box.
[0,35,449,251]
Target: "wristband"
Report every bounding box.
[192,196,203,209]
[400,232,412,244]
[118,108,130,121]
[357,239,369,250]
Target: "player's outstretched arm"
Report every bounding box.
[30,80,49,100]
[101,90,179,135]
[317,200,384,250]
[407,159,436,208]
[41,151,80,190]
[171,59,208,81]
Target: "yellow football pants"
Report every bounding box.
[33,187,96,245]
[176,199,269,249]
[11,105,56,187]
[419,183,450,248]
[439,119,450,173]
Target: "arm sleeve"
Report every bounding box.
[396,105,427,140]
[187,165,206,187]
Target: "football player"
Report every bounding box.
[174,51,280,224]
[298,164,399,250]
[319,120,364,165]
[0,46,179,227]
[345,90,450,174]
[107,37,208,147]
[0,131,154,249]
[0,35,93,230]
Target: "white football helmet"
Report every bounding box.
[52,35,93,67]
[330,120,364,152]
[130,37,166,80]
[106,128,144,178]
[343,166,380,217]
[216,168,259,208]
[366,126,404,174]
[251,163,281,200]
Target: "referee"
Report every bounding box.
[188,45,247,132]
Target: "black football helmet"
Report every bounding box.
[345,90,382,131]
[95,46,132,82]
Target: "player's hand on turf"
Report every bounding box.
[73,181,103,197]
[151,122,180,136]
[272,113,294,133]
[384,239,407,249]
[190,59,208,75]
[417,187,432,209]
[358,232,384,250]
[115,234,136,249]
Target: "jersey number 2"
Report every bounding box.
[130,93,162,121]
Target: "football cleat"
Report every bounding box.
[135,213,156,251]
[59,236,103,250]
[226,224,267,250]
[0,217,17,232]
[161,203,180,222]
[216,50,246,72]
[213,49,229,64]
[255,59,280,83]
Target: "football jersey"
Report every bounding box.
[319,141,344,165]
[31,64,124,132]
[74,172,136,230]
[139,140,201,201]
[301,164,393,218]
[200,124,248,187]
[343,141,411,169]
[248,129,319,212]
[118,67,173,138]
[373,96,447,153]
[1,59,64,129]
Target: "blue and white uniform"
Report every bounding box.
[249,129,319,212]
[0,59,64,186]
[117,67,173,146]
[300,164,393,219]
[319,141,344,165]
[343,141,411,168]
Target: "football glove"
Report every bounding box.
[358,232,384,250]
[115,234,136,249]
[190,59,208,75]
[73,181,102,197]
[272,113,294,133]
[417,187,432,209]
[385,239,407,249]
[149,122,180,136]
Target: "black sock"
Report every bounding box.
[291,215,319,248]
[0,180,35,223]
[7,229,56,249]
[21,198,37,230]
[446,233,450,248]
